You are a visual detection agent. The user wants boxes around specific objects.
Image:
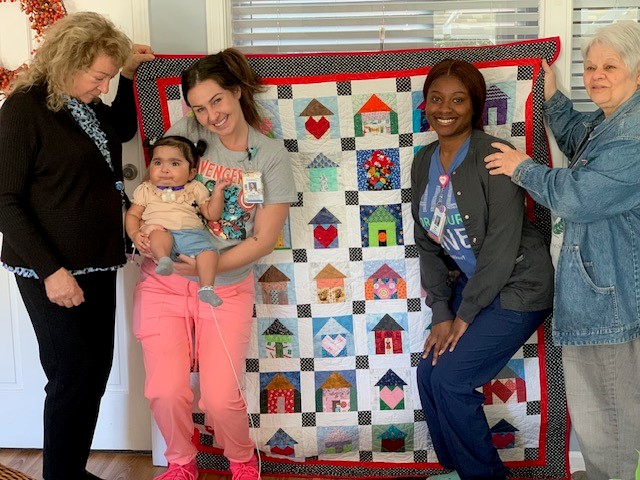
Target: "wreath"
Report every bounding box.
[0,0,66,95]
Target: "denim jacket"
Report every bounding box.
[512,90,640,345]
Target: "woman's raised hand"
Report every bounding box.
[121,44,155,80]
[541,59,557,101]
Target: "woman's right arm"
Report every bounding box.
[0,94,86,307]
[0,93,63,280]
[410,148,457,365]
[410,149,454,325]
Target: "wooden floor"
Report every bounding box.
[0,448,588,480]
[0,449,303,480]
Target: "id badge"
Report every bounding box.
[242,171,264,204]
[428,204,447,243]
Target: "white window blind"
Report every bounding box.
[231,0,539,53]
[571,1,640,112]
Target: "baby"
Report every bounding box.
[126,135,229,307]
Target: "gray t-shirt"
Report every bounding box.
[167,116,298,285]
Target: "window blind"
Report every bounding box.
[232,0,539,53]
[571,1,640,112]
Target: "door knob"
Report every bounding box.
[123,164,138,181]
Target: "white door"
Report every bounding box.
[0,0,152,450]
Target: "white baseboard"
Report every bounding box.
[570,451,586,472]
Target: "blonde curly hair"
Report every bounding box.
[10,11,132,111]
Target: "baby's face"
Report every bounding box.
[148,145,194,187]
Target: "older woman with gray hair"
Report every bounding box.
[485,21,640,480]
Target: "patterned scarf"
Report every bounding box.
[65,97,113,172]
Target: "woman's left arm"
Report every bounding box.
[103,44,155,141]
[120,44,155,80]
[216,203,290,273]
[456,150,526,324]
[103,77,137,141]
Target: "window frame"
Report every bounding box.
[203,0,573,167]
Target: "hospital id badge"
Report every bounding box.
[428,205,447,243]
[242,171,264,204]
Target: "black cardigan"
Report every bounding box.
[411,130,554,324]
[0,78,137,280]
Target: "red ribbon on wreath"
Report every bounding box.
[0,0,66,95]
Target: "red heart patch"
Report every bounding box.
[305,116,330,139]
[314,225,338,248]
[492,433,515,449]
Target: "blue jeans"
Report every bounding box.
[417,276,549,480]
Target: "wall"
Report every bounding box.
[149,0,207,54]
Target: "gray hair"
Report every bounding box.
[581,21,640,76]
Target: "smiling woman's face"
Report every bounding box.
[583,43,640,117]
[424,75,473,141]
[187,79,243,137]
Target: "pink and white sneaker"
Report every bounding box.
[153,459,198,480]
[230,454,261,480]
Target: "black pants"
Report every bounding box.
[16,271,117,480]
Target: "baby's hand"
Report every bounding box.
[212,179,232,196]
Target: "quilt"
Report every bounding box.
[133,37,569,479]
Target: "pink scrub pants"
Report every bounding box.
[133,260,256,465]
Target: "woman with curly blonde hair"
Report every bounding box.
[0,11,153,480]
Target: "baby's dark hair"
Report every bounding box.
[148,135,207,169]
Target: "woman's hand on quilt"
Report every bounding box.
[422,320,453,366]
[121,44,155,80]
[541,59,557,101]
[172,254,198,276]
[441,316,469,354]
[485,142,531,177]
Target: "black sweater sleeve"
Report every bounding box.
[95,76,138,143]
[0,91,64,278]
[0,78,136,280]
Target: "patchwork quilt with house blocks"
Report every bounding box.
[134,37,570,479]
